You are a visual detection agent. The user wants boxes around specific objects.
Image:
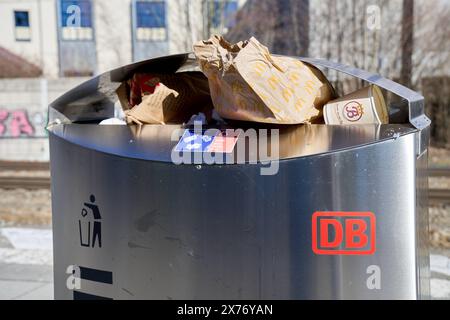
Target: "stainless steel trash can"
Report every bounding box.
[48,54,431,300]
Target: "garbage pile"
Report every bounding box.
[107,36,388,127]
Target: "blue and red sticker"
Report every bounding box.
[174,129,240,153]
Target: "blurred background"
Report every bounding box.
[0,0,449,299]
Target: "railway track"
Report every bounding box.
[1,177,446,203]
[0,161,49,171]
[0,162,449,203]
[0,176,51,189]
[1,162,449,176]
[429,189,450,205]
[428,168,450,177]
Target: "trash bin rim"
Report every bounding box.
[48,52,430,131]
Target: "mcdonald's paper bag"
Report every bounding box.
[118,72,213,125]
[193,36,334,124]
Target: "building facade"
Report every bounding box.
[0,0,246,78]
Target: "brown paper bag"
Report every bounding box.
[193,36,334,124]
[117,72,213,125]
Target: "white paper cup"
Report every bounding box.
[323,85,389,125]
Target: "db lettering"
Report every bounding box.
[312,212,376,255]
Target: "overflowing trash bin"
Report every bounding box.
[48,39,431,299]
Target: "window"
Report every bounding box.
[14,11,31,41]
[59,0,93,40]
[209,0,238,31]
[135,1,167,41]
[14,11,30,27]
[136,1,165,28]
[60,0,92,27]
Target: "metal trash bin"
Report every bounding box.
[48,54,431,300]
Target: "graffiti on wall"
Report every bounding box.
[0,109,47,138]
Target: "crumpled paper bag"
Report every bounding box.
[117,72,213,125]
[193,36,334,124]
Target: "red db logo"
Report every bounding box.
[312,212,376,255]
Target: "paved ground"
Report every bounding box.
[0,228,53,299]
[0,227,449,300]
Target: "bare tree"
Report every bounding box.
[226,0,277,46]
[400,0,414,87]
[272,0,310,56]
[227,0,310,56]
[96,0,130,68]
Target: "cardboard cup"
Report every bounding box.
[323,85,389,125]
